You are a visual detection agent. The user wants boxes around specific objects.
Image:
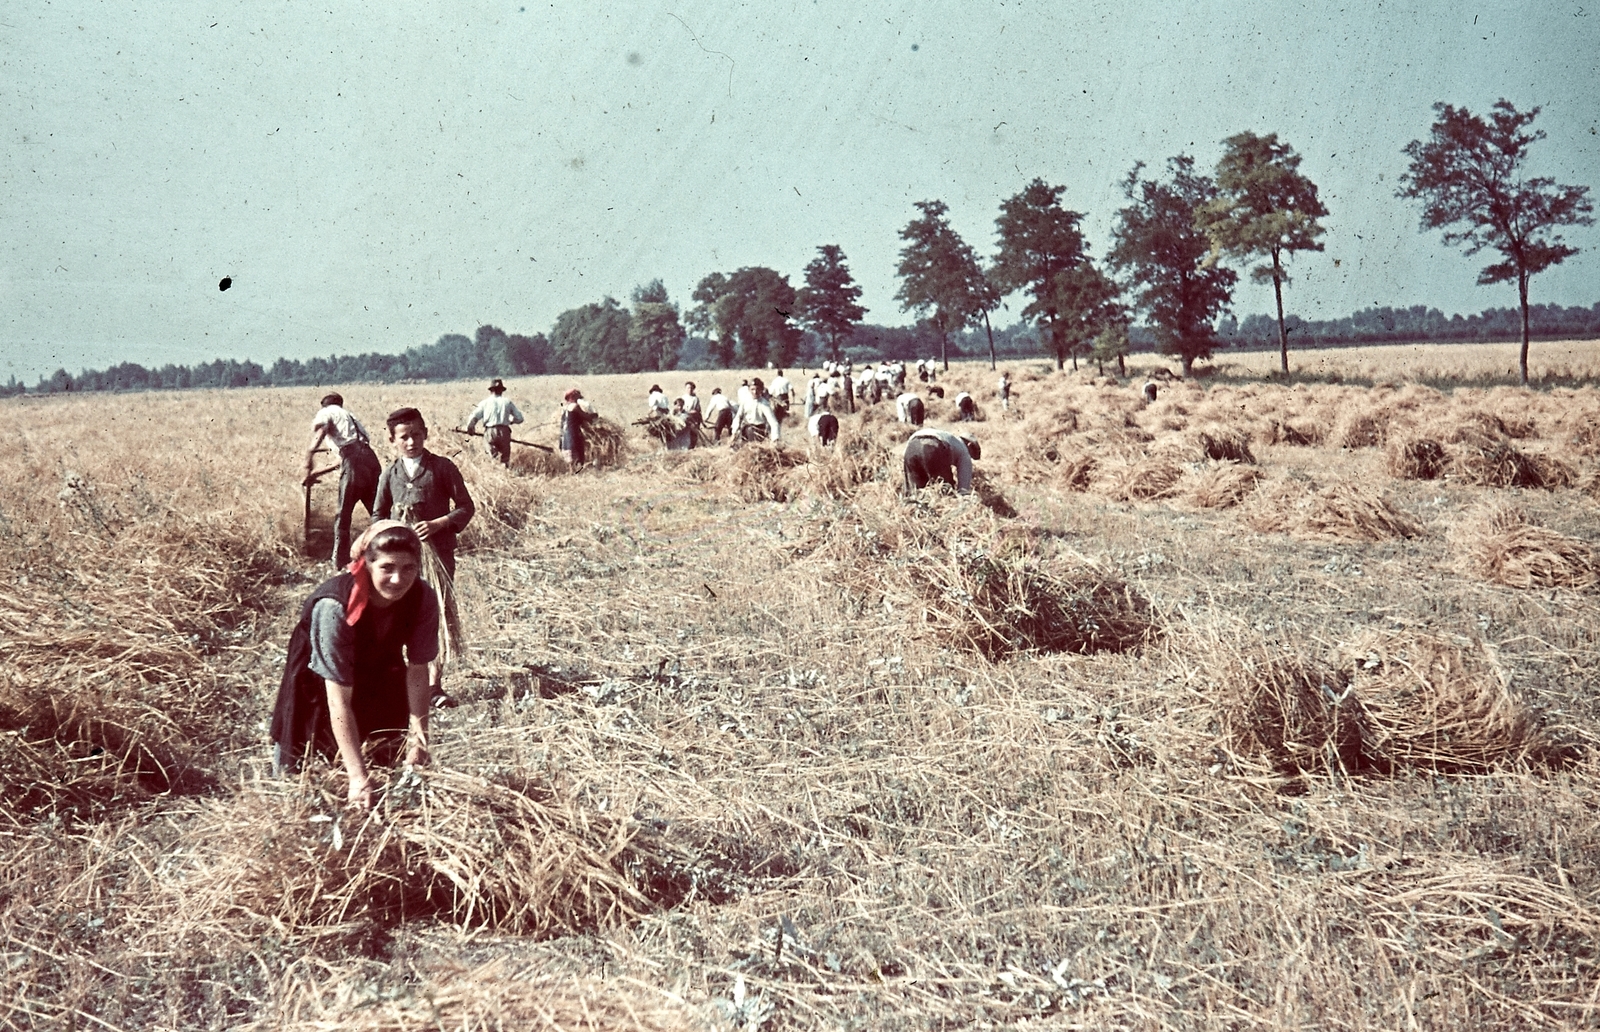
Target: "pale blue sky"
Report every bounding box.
[4,1,1596,383]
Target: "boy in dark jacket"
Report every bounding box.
[374,408,475,580]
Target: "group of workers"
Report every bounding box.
[277,366,997,808]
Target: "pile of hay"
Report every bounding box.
[1329,631,1559,772]
[1209,643,1363,775]
[1384,436,1449,480]
[787,424,890,500]
[722,442,809,502]
[581,417,630,468]
[1451,440,1574,490]
[1449,502,1596,589]
[1259,418,1324,447]
[1091,453,1185,502]
[1332,410,1386,449]
[1246,477,1424,541]
[508,445,569,476]
[1180,460,1264,509]
[1195,425,1256,464]
[176,767,659,942]
[465,468,545,546]
[896,539,1153,659]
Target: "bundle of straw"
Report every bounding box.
[1384,436,1449,480]
[581,416,629,468]
[786,423,889,500]
[1246,477,1423,541]
[1332,410,1386,449]
[1258,418,1325,447]
[175,767,657,941]
[1451,440,1574,490]
[1449,501,1596,589]
[1179,460,1263,509]
[1328,631,1557,772]
[1090,453,1184,503]
[721,442,809,503]
[420,542,462,670]
[1209,643,1364,775]
[1194,425,1256,464]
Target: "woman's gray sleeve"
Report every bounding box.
[309,598,355,684]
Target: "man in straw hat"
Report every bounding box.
[902,426,980,496]
[270,520,438,810]
[462,378,525,466]
[306,392,382,572]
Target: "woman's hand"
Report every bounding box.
[347,773,375,811]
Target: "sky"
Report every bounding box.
[3,0,1597,384]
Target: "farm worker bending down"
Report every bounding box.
[269,520,438,810]
[955,391,976,421]
[462,379,525,466]
[731,377,782,443]
[896,391,925,426]
[307,392,382,573]
[903,428,980,496]
[809,407,839,446]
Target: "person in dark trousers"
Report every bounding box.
[463,379,525,465]
[307,392,382,572]
[955,390,976,421]
[704,388,733,442]
[560,388,595,467]
[270,520,438,810]
[902,428,980,496]
[374,408,475,581]
[809,408,840,446]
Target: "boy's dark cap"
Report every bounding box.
[320,392,344,408]
[488,378,506,394]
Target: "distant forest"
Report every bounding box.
[11,300,1600,397]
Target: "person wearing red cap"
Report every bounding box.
[559,388,595,467]
[269,520,439,810]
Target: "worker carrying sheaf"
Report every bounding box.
[902,427,980,496]
[269,520,439,810]
[462,378,525,465]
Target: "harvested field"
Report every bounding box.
[7,359,1600,1030]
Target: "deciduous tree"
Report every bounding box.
[1399,99,1594,385]
[1197,132,1327,375]
[992,179,1118,371]
[1109,157,1238,377]
[796,245,867,363]
[628,279,685,372]
[896,200,990,370]
[548,298,633,374]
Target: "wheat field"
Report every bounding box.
[5,345,1600,1030]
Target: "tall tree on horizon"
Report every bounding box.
[1398,99,1594,386]
[895,199,991,371]
[796,244,867,364]
[1197,131,1327,376]
[1109,156,1238,378]
[991,178,1117,371]
[627,279,686,372]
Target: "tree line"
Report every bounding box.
[16,96,1591,396]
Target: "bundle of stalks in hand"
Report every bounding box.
[634,412,683,445]
[581,417,629,468]
[1329,631,1561,772]
[1450,501,1597,589]
[421,542,462,669]
[722,442,809,502]
[1451,439,1573,490]
[1246,476,1422,541]
[1384,436,1449,480]
[178,767,658,944]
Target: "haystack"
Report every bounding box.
[508,445,572,477]
[1384,436,1449,480]
[1091,453,1185,503]
[1451,440,1574,490]
[899,544,1154,659]
[175,767,657,942]
[1209,643,1364,775]
[1329,631,1560,772]
[1245,477,1423,541]
[721,442,809,502]
[1180,460,1264,509]
[1449,502,1596,589]
[787,423,890,500]
[581,417,630,468]
[1332,410,1386,449]
[1194,424,1256,464]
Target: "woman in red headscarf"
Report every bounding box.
[270,520,439,809]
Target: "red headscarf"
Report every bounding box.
[344,519,413,626]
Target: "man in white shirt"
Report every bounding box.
[804,371,823,420]
[808,406,839,446]
[903,428,979,496]
[704,388,734,442]
[307,392,382,571]
[730,377,782,443]
[768,369,793,422]
[462,379,525,465]
[895,391,925,426]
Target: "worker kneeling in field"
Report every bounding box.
[902,427,980,496]
[270,521,438,810]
